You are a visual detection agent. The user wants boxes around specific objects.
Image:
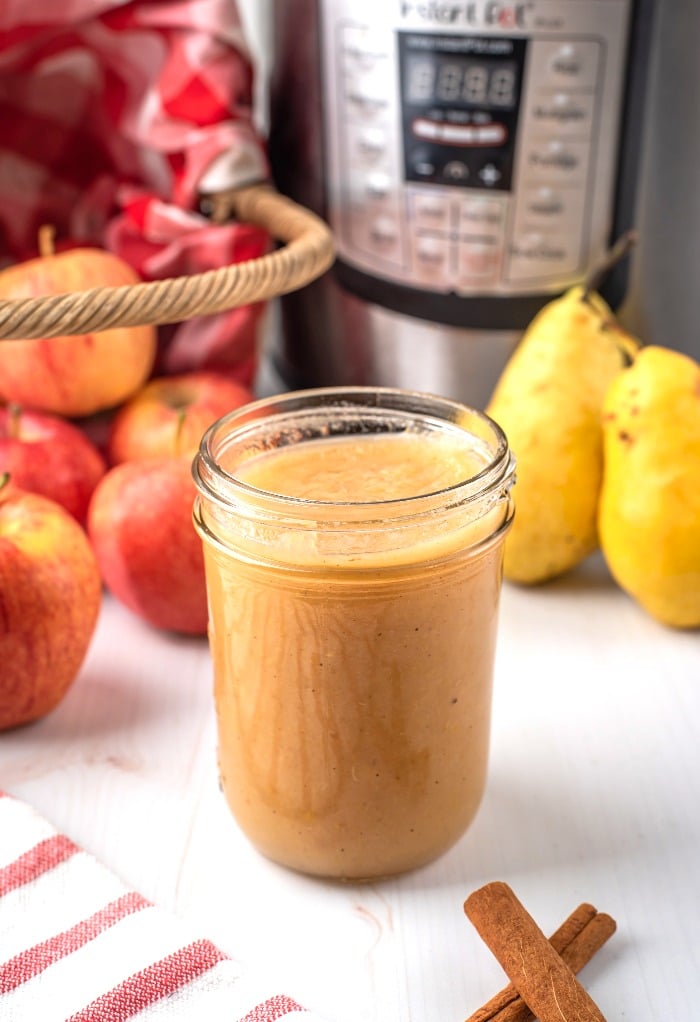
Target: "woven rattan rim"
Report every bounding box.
[0,184,335,341]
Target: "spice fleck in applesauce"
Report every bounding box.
[194,393,514,879]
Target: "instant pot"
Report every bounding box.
[253,0,659,406]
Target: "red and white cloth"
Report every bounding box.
[0,791,328,1021]
[0,0,270,384]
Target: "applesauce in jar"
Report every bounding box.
[193,388,514,879]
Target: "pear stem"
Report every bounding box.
[582,230,638,302]
[38,224,56,258]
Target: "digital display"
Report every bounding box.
[399,34,526,192]
[405,55,519,110]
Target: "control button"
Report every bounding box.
[510,232,566,259]
[529,140,577,170]
[541,41,600,89]
[531,92,595,136]
[341,27,387,73]
[443,160,469,183]
[345,80,390,119]
[364,172,392,202]
[512,186,586,239]
[458,241,500,283]
[346,210,404,269]
[343,47,386,74]
[459,199,503,230]
[413,236,450,278]
[369,216,400,248]
[478,163,503,187]
[355,127,387,163]
[412,194,451,231]
[523,140,588,184]
[506,231,582,281]
[550,44,582,75]
[524,187,565,217]
[409,148,437,179]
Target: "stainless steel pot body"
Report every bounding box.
[264,0,655,408]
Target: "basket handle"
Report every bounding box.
[0,184,335,341]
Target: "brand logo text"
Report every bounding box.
[400,2,535,29]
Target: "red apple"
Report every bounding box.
[0,476,102,730]
[0,405,106,524]
[107,371,253,464]
[0,227,157,417]
[87,458,208,635]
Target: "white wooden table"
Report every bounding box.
[1,553,698,1022]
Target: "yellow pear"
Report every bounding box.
[598,345,700,628]
[487,277,639,584]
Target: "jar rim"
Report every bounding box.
[193,386,513,519]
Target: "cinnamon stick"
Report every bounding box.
[465,906,616,1022]
[560,912,617,974]
[464,882,610,1022]
[465,902,595,1022]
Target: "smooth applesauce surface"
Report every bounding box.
[203,429,507,878]
[236,431,489,502]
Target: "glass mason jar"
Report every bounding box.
[193,387,515,880]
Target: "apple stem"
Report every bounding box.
[0,472,9,494]
[174,410,187,457]
[581,230,638,303]
[38,224,57,258]
[6,402,22,441]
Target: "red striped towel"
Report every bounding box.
[0,791,327,1021]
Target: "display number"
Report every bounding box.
[489,67,517,107]
[461,66,489,104]
[406,57,517,109]
[408,59,435,103]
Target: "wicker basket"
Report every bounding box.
[0,184,335,341]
